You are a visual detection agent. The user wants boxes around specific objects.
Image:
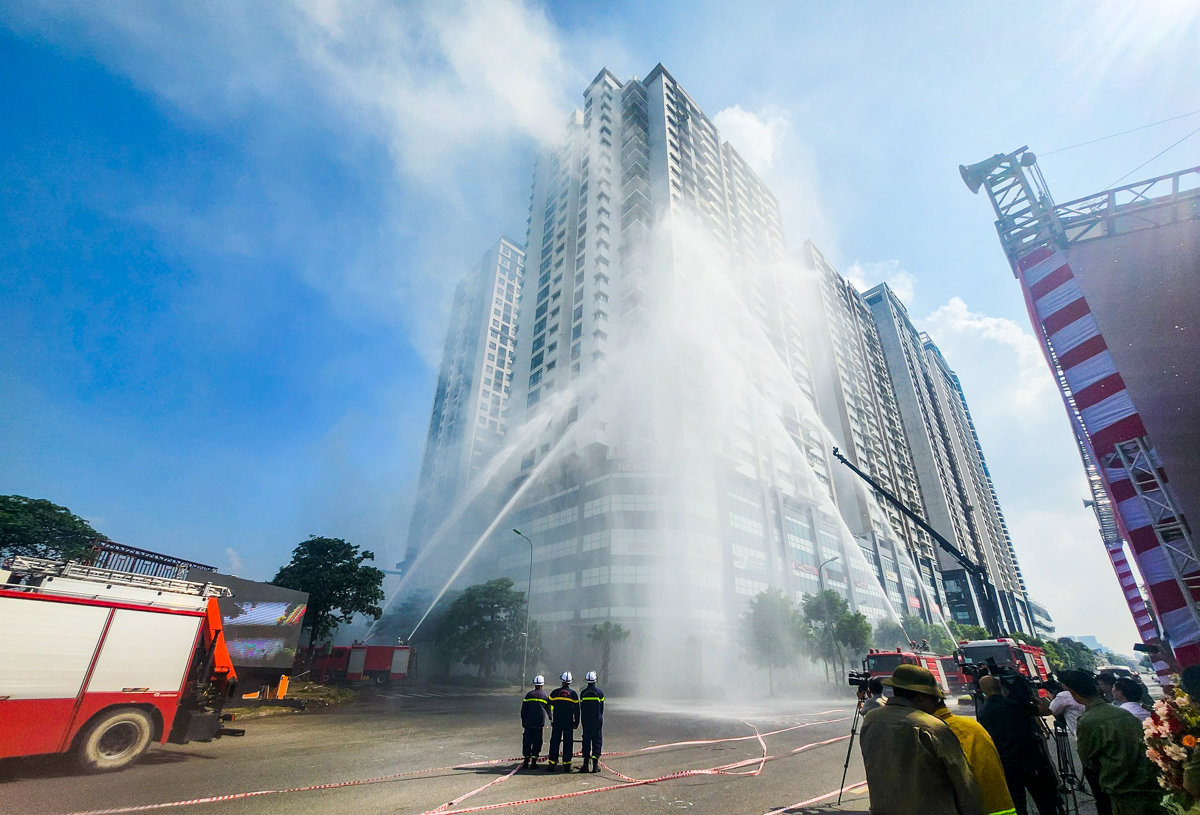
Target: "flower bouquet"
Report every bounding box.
[1145,687,1200,814]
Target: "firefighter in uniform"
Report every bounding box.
[579,670,605,773]
[547,671,580,771]
[520,675,551,769]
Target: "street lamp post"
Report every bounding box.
[818,555,844,674]
[818,555,840,591]
[513,529,534,686]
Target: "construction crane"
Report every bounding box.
[831,447,1004,636]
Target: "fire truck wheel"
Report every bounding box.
[76,707,154,772]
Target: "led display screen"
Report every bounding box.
[187,569,309,671]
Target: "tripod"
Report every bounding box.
[837,696,866,804]
[1051,717,1082,815]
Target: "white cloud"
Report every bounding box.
[914,296,1138,648]
[7,0,576,180]
[713,105,790,176]
[919,296,1052,411]
[1,0,580,365]
[224,546,244,574]
[293,0,576,181]
[845,259,916,306]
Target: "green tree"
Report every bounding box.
[587,621,631,680]
[272,536,385,645]
[949,622,990,641]
[0,495,107,561]
[1049,637,1099,672]
[873,618,909,650]
[801,590,861,678]
[838,611,873,659]
[433,578,537,678]
[739,589,803,695]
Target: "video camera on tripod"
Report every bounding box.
[959,656,1047,703]
[847,669,872,692]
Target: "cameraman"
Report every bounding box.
[977,675,1059,815]
[861,677,886,713]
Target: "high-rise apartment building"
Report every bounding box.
[801,242,948,622]
[496,66,893,674]
[406,67,1036,680]
[864,284,1031,632]
[405,237,526,560]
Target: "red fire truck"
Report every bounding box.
[863,648,953,695]
[958,638,1053,682]
[0,556,241,772]
[310,643,414,685]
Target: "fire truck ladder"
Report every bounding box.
[3,556,232,598]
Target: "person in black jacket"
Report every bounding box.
[579,670,604,773]
[520,675,551,769]
[977,675,1060,815]
[547,671,580,771]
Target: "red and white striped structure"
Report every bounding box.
[1016,244,1200,666]
[963,149,1200,671]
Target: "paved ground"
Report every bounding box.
[0,690,872,815]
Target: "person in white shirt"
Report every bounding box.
[1112,677,1151,722]
[1049,684,1087,733]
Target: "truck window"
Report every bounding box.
[867,654,916,672]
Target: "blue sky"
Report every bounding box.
[2,0,1199,650]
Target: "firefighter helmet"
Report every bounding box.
[533,675,545,686]
[560,671,573,683]
[585,670,598,682]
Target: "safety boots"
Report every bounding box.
[592,758,601,773]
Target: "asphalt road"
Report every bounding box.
[0,690,870,815]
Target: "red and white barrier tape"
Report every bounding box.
[425,763,522,814]
[433,738,855,815]
[764,780,868,815]
[52,713,854,815]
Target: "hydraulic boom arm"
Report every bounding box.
[830,447,1003,635]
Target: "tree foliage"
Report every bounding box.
[837,611,873,656]
[1005,632,1099,672]
[587,621,631,679]
[272,536,385,644]
[800,590,872,677]
[874,614,957,654]
[432,578,540,678]
[949,622,991,642]
[1047,637,1099,672]
[0,495,107,561]
[740,589,803,695]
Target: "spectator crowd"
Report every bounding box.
[859,665,1164,815]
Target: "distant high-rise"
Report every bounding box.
[864,284,1031,632]
[405,237,525,560]
[801,242,947,623]
[1028,598,1056,640]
